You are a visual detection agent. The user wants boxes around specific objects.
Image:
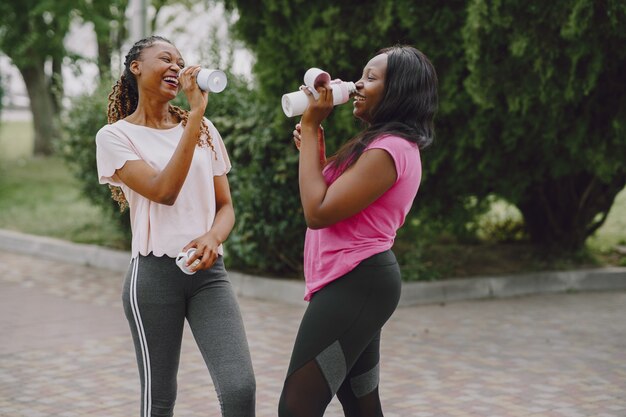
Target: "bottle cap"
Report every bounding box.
[304,68,331,89]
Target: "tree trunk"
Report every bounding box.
[19,63,59,156]
[51,56,64,113]
[97,39,112,80]
[517,173,626,252]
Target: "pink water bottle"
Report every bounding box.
[281,68,357,117]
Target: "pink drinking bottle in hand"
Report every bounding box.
[282,68,356,117]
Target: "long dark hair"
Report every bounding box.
[327,45,438,175]
[106,35,214,210]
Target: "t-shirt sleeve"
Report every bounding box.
[367,135,416,182]
[206,120,232,176]
[95,125,141,187]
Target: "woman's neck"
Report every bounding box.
[126,99,178,129]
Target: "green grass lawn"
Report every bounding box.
[586,188,626,267]
[0,120,34,159]
[588,189,626,250]
[0,156,129,250]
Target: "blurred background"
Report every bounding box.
[0,0,625,282]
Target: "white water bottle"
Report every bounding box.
[180,68,228,93]
[281,68,356,117]
[175,248,200,275]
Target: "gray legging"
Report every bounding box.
[123,254,256,417]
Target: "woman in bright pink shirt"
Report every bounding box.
[279,46,438,417]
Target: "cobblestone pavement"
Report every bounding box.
[1,250,625,417]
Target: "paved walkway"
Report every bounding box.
[1,250,625,417]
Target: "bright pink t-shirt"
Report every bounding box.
[303,135,422,301]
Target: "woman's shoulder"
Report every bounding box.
[202,117,219,134]
[96,120,126,141]
[202,117,225,143]
[369,134,419,151]
[366,135,421,176]
[96,119,133,136]
[95,119,153,148]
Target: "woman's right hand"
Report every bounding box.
[300,81,334,127]
[178,66,208,113]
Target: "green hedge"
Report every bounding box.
[58,80,132,244]
[59,76,311,277]
[205,75,307,277]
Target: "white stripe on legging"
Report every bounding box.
[130,257,151,417]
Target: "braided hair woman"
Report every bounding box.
[96,36,256,417]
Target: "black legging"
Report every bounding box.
[279,250,401,417]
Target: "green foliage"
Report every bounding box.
[476,197,527,243]
[77,0,129,80]
[458,0,626,249]
[224,0,626,254]
[204,75,307,276]
[174,22,310,276]
[222,0,477,275]
[0,0,68,69]
[0,0,72,155]
[0,73,3,119]
[57,79,132,239]
[58,73,307,276]
[393,219,445,282]
[57,0,626,280]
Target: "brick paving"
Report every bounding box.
[1,249,625,417]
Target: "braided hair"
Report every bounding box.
[106,35,215,210]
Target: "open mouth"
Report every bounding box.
[163,76,179,88]
[353,95,366,103]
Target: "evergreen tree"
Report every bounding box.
[459,0,626,250]
[224,0,626,252]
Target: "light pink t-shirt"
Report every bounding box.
[303,135,422,301]
[95,118,231,259]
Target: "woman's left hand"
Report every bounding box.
[293,122,326,165]
[182,233,221,272]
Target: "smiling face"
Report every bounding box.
[130,41,185,101]
[352,53,388,123]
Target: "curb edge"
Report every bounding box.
[1,229,625,307]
